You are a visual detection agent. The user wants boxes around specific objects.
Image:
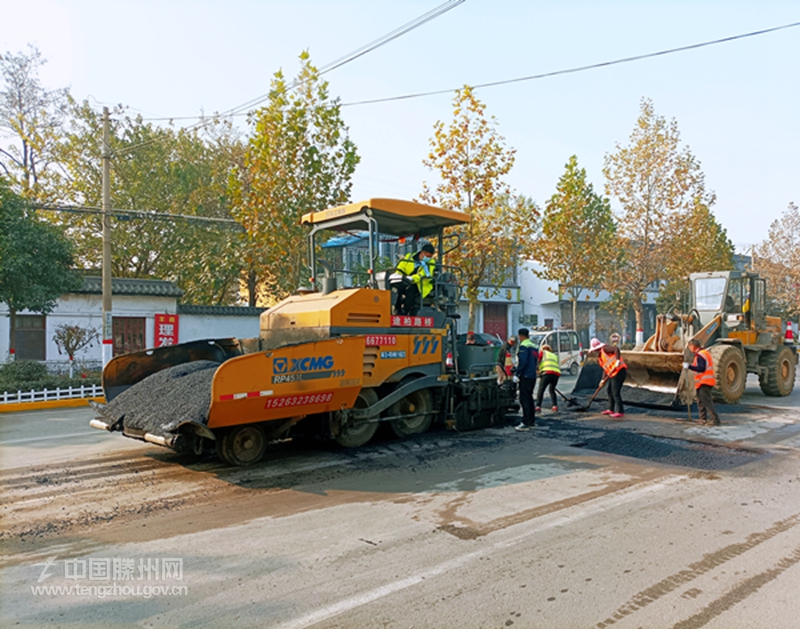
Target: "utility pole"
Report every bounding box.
[101,107,113,367]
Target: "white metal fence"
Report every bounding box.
[0,384,104,404]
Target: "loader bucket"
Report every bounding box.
[572,351,693,409]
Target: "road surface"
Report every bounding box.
[2,372,800,628]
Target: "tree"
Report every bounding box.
[602,98,717,344]
[753,202,800,319]
[52,101,245,305]
[536,155,618,334]
[230,52,359,306]
[52,323,99,377]
[656,203,734,313]
[419,86,538,331]
[0,45,70,201]
[0,180,82,355]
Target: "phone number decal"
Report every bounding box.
[365,335,397,346]
[264,392,334,409]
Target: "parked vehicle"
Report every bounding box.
[527,329,583,376]
[456,332,502,346]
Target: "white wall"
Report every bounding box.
[180,314,261,343]
[519,261,562,329]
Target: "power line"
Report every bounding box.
[32,203,243,228]
[121,0,464,152]
[133,19,800,122]
[341,20,800,107]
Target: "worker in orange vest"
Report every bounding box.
[684,339,720,426]
[590,337,628,418]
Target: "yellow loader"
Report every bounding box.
[575,270,797,407]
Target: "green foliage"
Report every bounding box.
[602,98,720,333]
[0,359,48,383]
[49,102,244,305]
[230,52,359,305]
[419,86,538,331]
[0,359,101,392]
[536,155,618,332]
[0,45,71,200]
[0,180,82,317]
[753,202,800,319]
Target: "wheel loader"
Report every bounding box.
[575,270,798,407]
[90,199,518,465]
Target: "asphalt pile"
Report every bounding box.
[103,360,219,435]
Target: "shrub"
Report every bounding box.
[0,360,49,384]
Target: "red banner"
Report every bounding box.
[154,314,179,347]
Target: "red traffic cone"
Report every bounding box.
[786,321,795,344]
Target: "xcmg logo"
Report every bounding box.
[273,355,335,374]
[412,336,440,355]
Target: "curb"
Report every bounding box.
[0,397,106,413]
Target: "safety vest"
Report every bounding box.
[397,253,435,298]
[538,350,561,375]
[693,349,716,389]
[598,348,627,378]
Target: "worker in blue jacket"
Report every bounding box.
[514,328,539,432]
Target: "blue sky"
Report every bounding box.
[1,0,798,252]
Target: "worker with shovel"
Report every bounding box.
[589,337,628,418]
[535,343,561,413]
[685,339,721,426]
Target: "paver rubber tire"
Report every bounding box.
[758,345,797,397]
[218,424,267,467]
[334,388,379,448]
[389,385,434,438]
[709,344,746,404]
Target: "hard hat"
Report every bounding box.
[589,338,605,352]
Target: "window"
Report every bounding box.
[15,315,46,360]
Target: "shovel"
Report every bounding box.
[575,379,607,412]
[555,388,579,408]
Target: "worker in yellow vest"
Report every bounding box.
[684,339,720,426]
[535,343,561,412]
[394,243,435,315]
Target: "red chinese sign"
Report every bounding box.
[154,314,179,347]
[391,316,434,328]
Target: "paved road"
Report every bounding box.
[2,371,799,628]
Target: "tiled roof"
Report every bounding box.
[77,276,184,297]
[177,304,266,317]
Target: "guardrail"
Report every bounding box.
[0,384,104,404]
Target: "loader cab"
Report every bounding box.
[691,270,766,333]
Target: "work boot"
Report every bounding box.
[705,419,721,426]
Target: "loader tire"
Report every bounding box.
[389,386,434,438]
[335,388,379,448]
[217,424,267,466]
[709,345,746,404]
[759,346,796,397]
